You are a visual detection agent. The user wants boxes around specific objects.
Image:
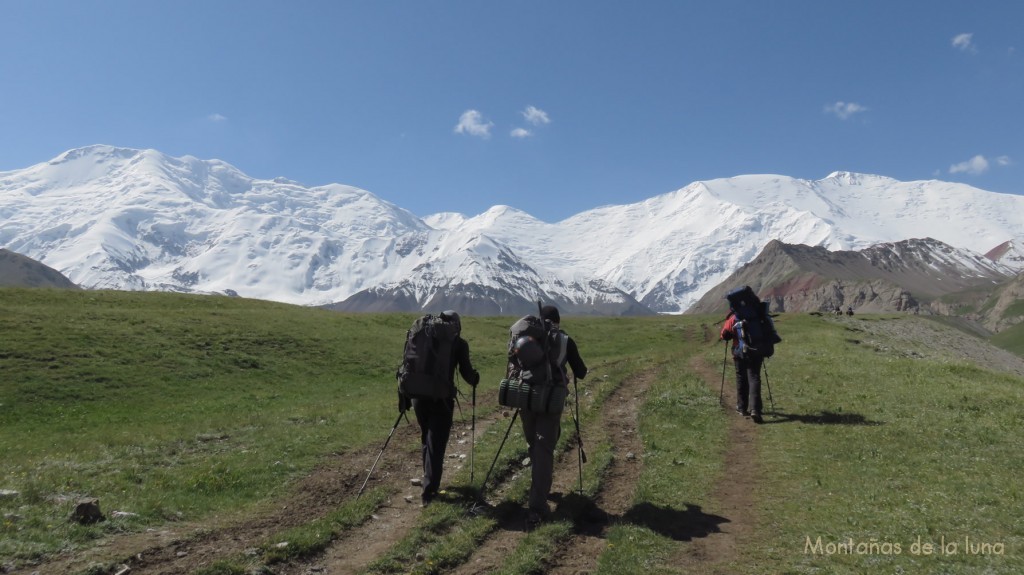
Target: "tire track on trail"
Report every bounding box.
[7,407,506,575]
[542,370,652,575]
[273,406,510,575]
[673,348,761,573]
[453,369,654,575]
[8,435,415,575]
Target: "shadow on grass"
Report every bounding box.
[550,496,729,542]
[462,489,730,541]
[762,410,883,426]
[621,502,730,542]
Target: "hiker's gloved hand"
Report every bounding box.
[398,391,411,413]
[469,370,480,388]
[721,331,733,341]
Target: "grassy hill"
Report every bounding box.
[1,288,1022,574]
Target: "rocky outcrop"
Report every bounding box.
[688,239,1021,334]
[0,249,79,289]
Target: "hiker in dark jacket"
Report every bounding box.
[407,310,479,506]
[521,305,587,527]
[721,312,765,423]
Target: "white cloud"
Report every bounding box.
[949,154,990,175]
[522,106,551,126]
[952,33,975,52]
[949,154,1012,175]
[208,113,228,122]
[454,110,493,138]
[824,101,868,120]
[511,127,532,139]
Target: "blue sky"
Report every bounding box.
[2,1,1021,221]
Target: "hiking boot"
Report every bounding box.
[421,493,436,508]
[526,510,544,530]
[736,406,750,417]
[751,412,763,423]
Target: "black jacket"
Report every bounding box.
[449,336,480,387]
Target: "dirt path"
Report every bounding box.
[11,333,762,575]
[8,407,506,575]
[541,371,651,575]
[448,369,652,575]
[272,409,507,575]
[672,348,761,573]
[7,424,423,575]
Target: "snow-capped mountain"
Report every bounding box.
[1,145,1023,314]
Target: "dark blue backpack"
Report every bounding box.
[726,286,782,359]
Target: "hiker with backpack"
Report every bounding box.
[720,287,782,424]
[397,310,480,507]
[518,305,587,527]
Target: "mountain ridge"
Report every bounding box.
[2,145,1023,314]
[0,249,79,289]
[689,237,1022,332]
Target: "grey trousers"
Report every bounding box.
[520,409,562,513]
[733,353,764,414]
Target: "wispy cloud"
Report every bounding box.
[454,110,493,138]
[509,106,551,139]
[208,113,228,122]
[522,106,551,126]
[949,154,1011,175]
[824,101,868,120]
[952,32,976,53]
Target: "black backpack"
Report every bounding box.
[498,314,568,414]
[396,314,460,400]
[725,286,782,359]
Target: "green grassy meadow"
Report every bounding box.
[1,288,1022,574]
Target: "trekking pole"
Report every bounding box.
[357,409,407,498]
[470,384,477,484]
[481,409,520,498]
[763,359,775,411]
[572,375,587,494]
[719,340,729,408]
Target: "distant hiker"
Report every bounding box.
[846,306,854,316]
[520,305,587,527]
[720,287,781,424]
[397,310,480,506]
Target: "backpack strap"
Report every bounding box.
[550,330,569,385]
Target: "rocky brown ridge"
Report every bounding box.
[689,238,1023,334]
[0,249,79,289]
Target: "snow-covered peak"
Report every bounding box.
[423,211,467,230]
[2,146,1023,312]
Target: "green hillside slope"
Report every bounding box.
[1,289,1021,574]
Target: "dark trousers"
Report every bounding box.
[521,409,562,513]
[733,353,765,414]
[413,397,454,499]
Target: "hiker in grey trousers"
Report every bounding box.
[521,305,587,526]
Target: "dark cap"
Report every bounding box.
[540,305,560,324]
[441,310,461,333]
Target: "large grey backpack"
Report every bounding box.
[498,314,567,414]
